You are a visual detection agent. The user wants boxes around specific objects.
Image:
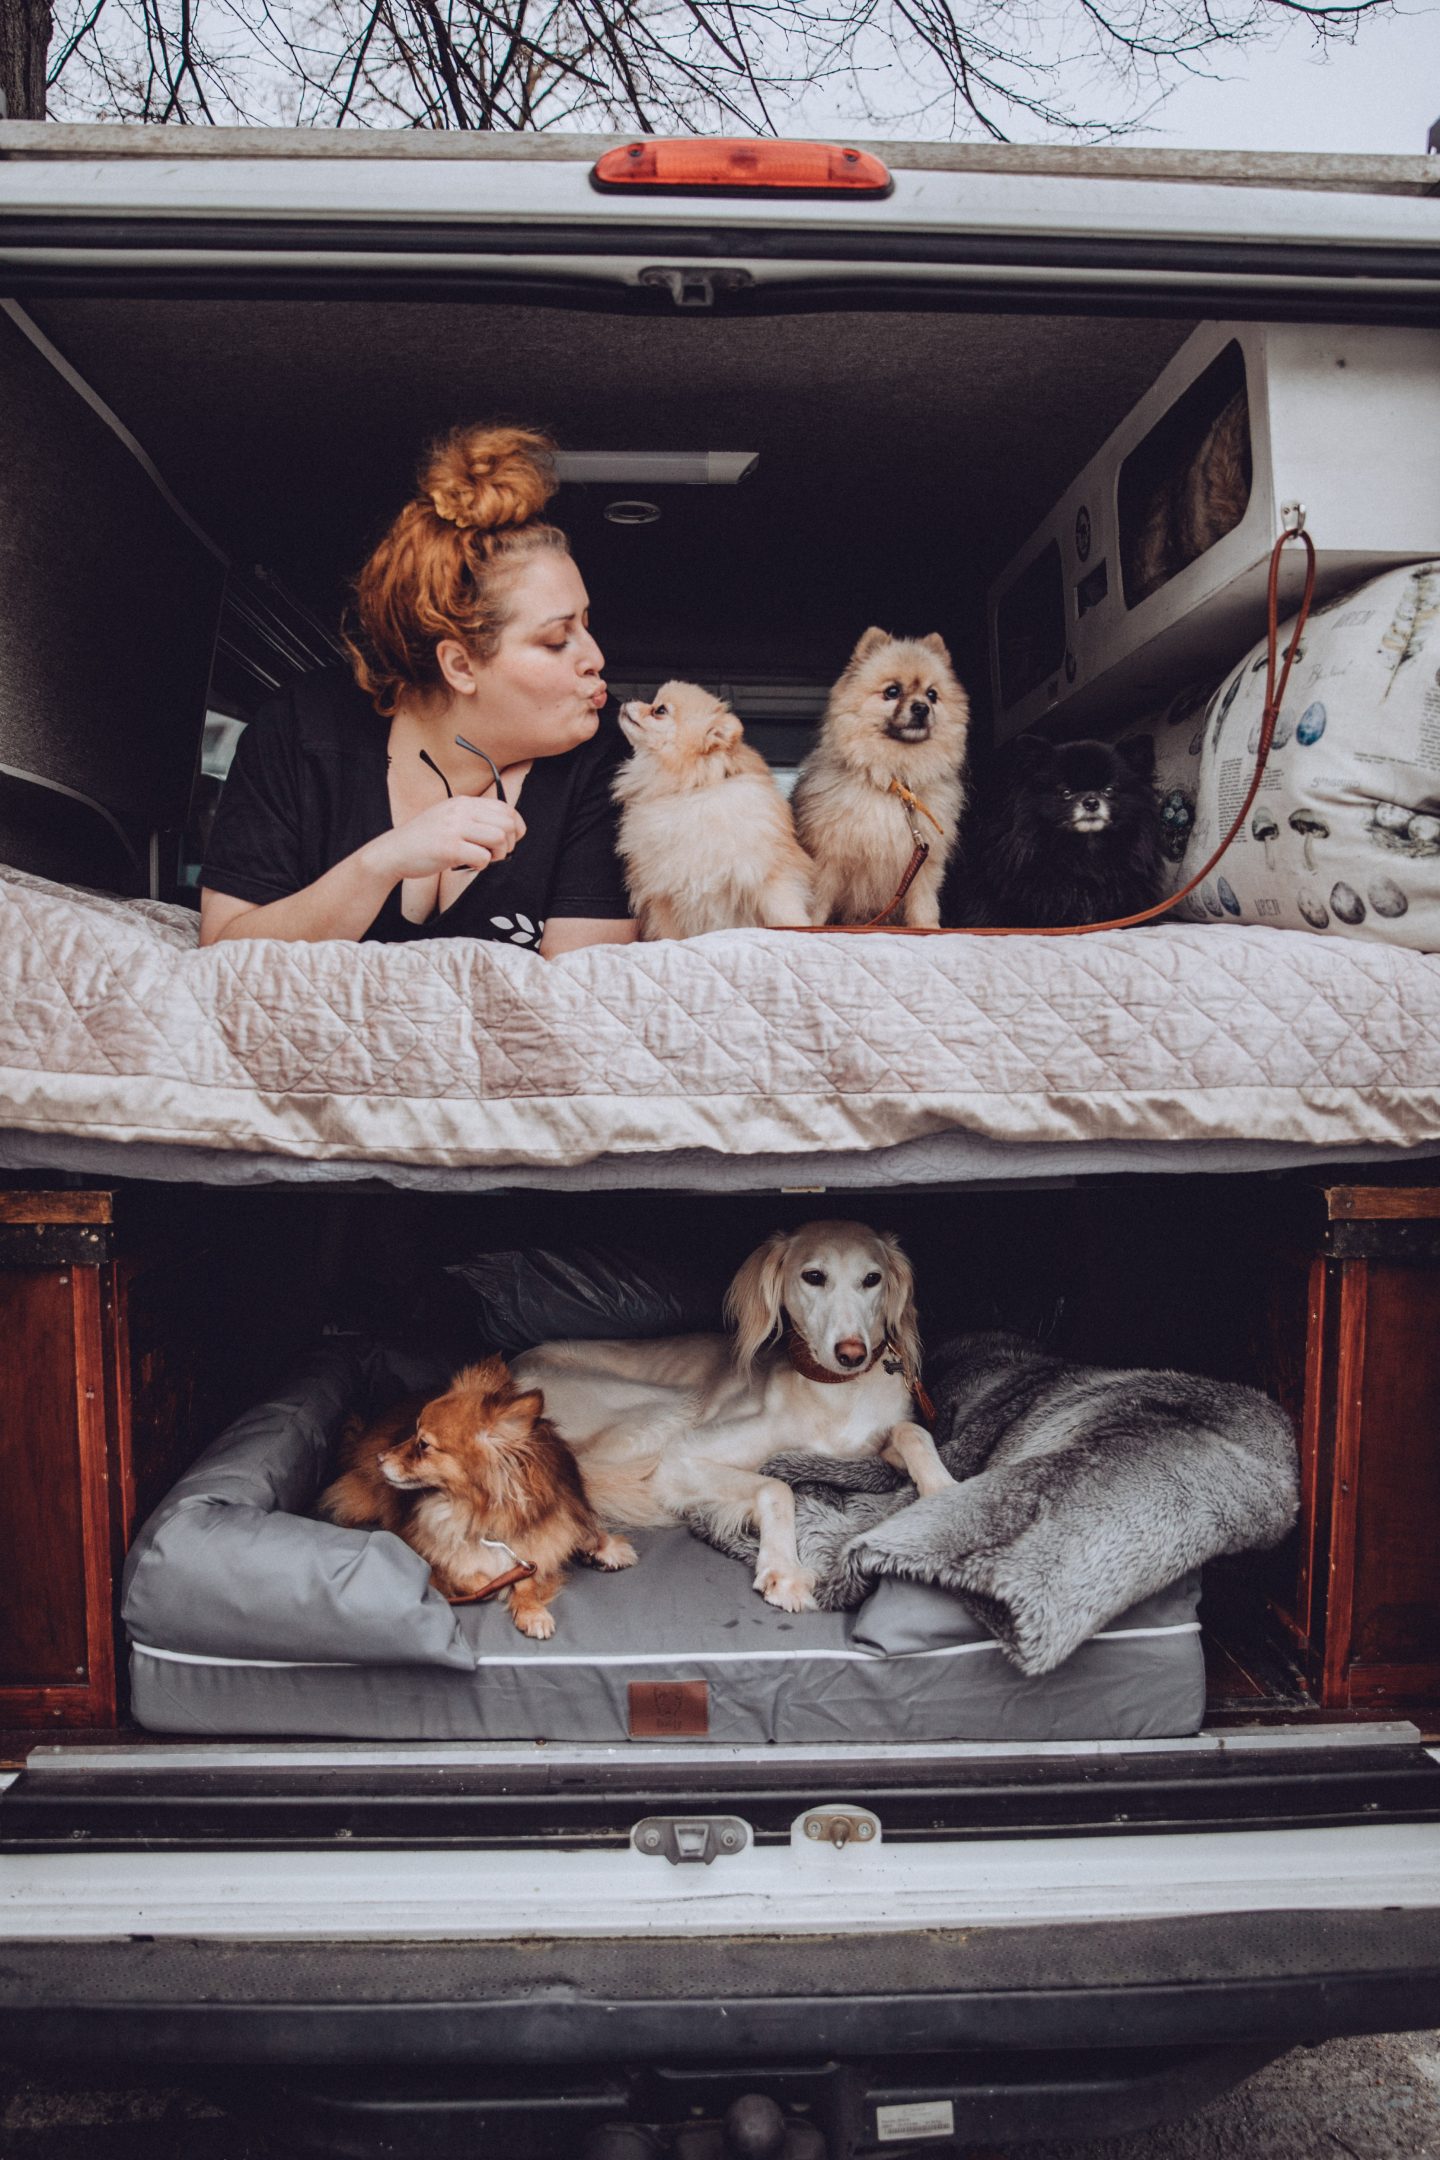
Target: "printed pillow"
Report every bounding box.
[1139,560,1440,950]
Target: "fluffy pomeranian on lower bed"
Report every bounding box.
[318,1356,637,1638]
[792,628,970,928]
[612,680,817,937]
[948,734,1166,929]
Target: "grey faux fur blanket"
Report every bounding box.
[703,1332,1299,1676]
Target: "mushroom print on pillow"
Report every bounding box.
[1133,560,1440,952]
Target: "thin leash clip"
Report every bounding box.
[440,1537,537,1607]
[888,777,945,839]
[881,1334,937,1424]
[900,804,930,856]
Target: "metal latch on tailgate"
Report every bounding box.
[639,267,755,309]
[795,1805,882,1850]
[631,1816,751,1864]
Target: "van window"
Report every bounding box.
[1119,339,1252,608]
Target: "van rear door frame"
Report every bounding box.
[0,150,1437,319]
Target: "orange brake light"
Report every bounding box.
[591,139,893,197]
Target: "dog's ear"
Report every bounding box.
[848,627,891,668]
[705,709,743,752]
[724,1230,790,1370]
[879,1234,922,1388]
[919,632,953,668]
[451,1355,511,1396]
[504,1388,546,1425]
[1117,733,1155,779]
[1009,733,1054,768]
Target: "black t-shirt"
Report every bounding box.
[202,669,632,946]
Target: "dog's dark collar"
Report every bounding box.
[781,1321,893,1391]
[785,1326,936,1421]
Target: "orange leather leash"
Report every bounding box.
[860,781,945,928]
[793,520,1318,939]
[440,1557,538,1606]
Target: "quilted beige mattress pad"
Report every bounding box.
[3,864,1439,1173]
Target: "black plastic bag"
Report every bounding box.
[415,1243,729,1364]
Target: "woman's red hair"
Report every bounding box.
[345,424,568,716]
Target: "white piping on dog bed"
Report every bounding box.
[130,1622,1201,1673]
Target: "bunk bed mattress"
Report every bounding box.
[4,861,1440,1183]
[122,1343,1206,1744]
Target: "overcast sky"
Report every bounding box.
[784,1,1440,154]
[1130,2,1439,152]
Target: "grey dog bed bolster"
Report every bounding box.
[124,1337,1207,1742]
[122,1340,474,1672]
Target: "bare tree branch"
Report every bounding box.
[41,0,1397,140]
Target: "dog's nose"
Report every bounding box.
[908,701,930,724]
[1081,794,1101,813]
[834,1337,867,1369]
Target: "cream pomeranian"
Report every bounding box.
[612,681,817,938]
[792,629,970,928]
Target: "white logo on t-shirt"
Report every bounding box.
[489,914,542,947]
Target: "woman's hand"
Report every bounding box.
[201,792,528,947]
[361,794,526,883]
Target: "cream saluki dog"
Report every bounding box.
[513,1221,953,1612]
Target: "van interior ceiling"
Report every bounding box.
[0,294,1199,893]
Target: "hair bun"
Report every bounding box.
[423,423,557,533]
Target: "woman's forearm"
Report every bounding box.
[539,916,639,957]
[200,842,397,945]
[201,798,524,946]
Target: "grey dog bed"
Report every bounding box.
[122,1339,1206,1743]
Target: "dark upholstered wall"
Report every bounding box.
[0,310,226,880]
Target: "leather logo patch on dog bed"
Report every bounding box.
[628,1680,709,1737]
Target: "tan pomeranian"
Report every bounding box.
[792,629,970,928]
[317,1356,637,1639]
[612,681,816,938]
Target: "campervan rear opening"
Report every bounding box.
[2,130,1439,2154]
[0,287,1362,1698]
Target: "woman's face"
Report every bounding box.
[446,550,606,758]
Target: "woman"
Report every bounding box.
[200,424,637,957]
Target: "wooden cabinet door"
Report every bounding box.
[1274,1187,1440,1713]
[1328,1258,1440,1707]
[0,1265,120,1727]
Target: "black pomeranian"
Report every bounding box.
[948,734,1166,929]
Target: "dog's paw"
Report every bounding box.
[755,1565,818,1613]
[593,1534,639,1571]
[514,1607,557,1641]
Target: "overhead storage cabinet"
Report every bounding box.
[988,322,1440,739]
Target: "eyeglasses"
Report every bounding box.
[418,737,507,805]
